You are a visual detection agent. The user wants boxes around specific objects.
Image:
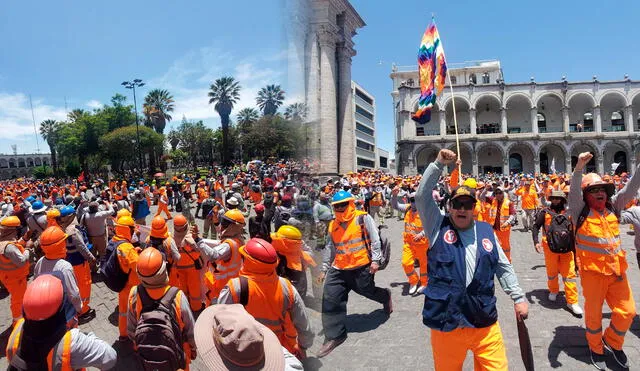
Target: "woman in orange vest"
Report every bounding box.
[172,215,205,312]
[194,209,245,302]
[219,238,314,360]
[270,225,316,298]
[568,152,640,370]
[0,216,30,326]
[484,187,516,262]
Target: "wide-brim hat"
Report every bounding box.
[195,304,285,371]
[549,190,567,201]
[29,202,47,214]
[584,181,615,197]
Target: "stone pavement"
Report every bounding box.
[1,205,640,370]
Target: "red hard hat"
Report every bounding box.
[23,275,64,320]
[240,238,278,264]
[254,204,265,213]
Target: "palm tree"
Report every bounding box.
[236,107,260,134]
[256,84,285,116]
[208,76,241,165]
[143,89,175,134]
[39,119,60,172]
[284,103,308,122]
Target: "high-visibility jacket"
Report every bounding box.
[197,188,207,203]
[0,240,29,277]
[403,209,429,246]
[249,190,262,204]
[175,235,202,270]
[227,275,298,353]
[516,185,538,210]
[473,202,484,222]
[481,200,492,223]
[270,236,316,271]
[328,210,371,270]
[575,209,626,276]
[7,318,82,371]
[487,199,512,232]
[213,238,242,282]
[370,192,384,207]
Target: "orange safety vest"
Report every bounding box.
[328,211,371,269]
[7,318,81,371]
[488,199,512,232]
[473,202,484,222]
[249,190,262,204]
[0,240,29,277]
[575,209,626,276]
[175,235,202,269]
[228,276,298,353]
[370,192,384,207]
[403,209,429,246]
[213,239,242,282]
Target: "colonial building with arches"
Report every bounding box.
[0,154,51,179]
[391,61,640,176]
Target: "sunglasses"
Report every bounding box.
[220,218,232,229]
[333,202,348,211]
[451,199,476,210]
[587,187,607,194]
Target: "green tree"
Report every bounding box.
[56,110,108,173]
[208,76,241,165]
[39,119,60,172]
[143,89,175,134]
[241,115,302,160]
[284,103,308,122]
[236,107,260,135]
[173,118,216,168]
[97,94,136,131]
[256,84,285,116]
[100,125,164,172]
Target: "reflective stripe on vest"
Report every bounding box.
[488,199,511,231]
[214,239,242,281]
[329,211,371,269]
[575,208,625,276]
[7,319,77,371]
[0,240,28,273]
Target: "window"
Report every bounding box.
[611,111,624,129]
[537,113,547,132]
[356,122,374,136]
[356,140,375,152]
[355,106,374,121]
[469,73,477,84]
[379,156,388,168]
[583,112,594,132]
[450,76,457,85]
[482,72,490,84]
[357,157,375,168]
[355,89,373,105]
[416,126,425,136]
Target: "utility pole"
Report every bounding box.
[122,79,145,172]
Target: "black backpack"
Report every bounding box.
[357,215,391,270]
[102,240,130,292]
[542,210,574,254]
[134,286,186,371]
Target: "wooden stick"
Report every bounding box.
[446,69,462,184]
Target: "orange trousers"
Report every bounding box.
[401,243,427,287]
[581,270,636,353]
[118,284,134,337]
[155,203,172,219]
[543,246,578,304]
[204,271,234,303]
[169,266,180,288]
[494,230,511,262]
[431,322,508,371]
[73,262,92,314]
[177,268,204,311]
[0,273,27,324]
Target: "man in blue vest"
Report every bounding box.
[415,149,528,370]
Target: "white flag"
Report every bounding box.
[550,157,556,174]
[612,162,620,174]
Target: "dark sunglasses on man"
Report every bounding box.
[451,199,476,210]
[333,202,349,211]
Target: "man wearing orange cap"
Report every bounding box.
[127,247,197,370]
[148,216,181,287]
[6,274,116,370]
[33,226,83,320]
[219,238,314,360]
[0,216,31,326]
[569,152,640,370]
[173,215,205,312]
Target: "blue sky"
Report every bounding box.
[0,0,291,155]
[350,0,640,158]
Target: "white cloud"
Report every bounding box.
[86,100,102,109]
[0,93,67,139]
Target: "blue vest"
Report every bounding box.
[422,218,499,331]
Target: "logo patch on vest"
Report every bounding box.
[482,238,493,252]
[443,229,457,244]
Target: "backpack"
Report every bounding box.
[357,215,391,270]
[274,206,292,230]
[134,286,186,371]
[102,240,130,292]
[65,225,93,266]
[542,209,574,254]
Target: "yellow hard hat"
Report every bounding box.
[0,216,21,228]
[462,178,478,189]
[276,225,302,240]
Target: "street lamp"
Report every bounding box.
[122,79,145,173]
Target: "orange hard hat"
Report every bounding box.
[240,238,278,264]
[173,214,188,228]
[23,274,64,320]
[137,247,164,277]
[581,173,615,195]
[40,226,68,247]
[150,216,168,238]
[0,216,21,228]
[222,209,245,225]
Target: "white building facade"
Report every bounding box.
[0,154,51,179]
[352,81,377,170]
[391,61,640,176]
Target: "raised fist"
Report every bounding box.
[437,149,457,165]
